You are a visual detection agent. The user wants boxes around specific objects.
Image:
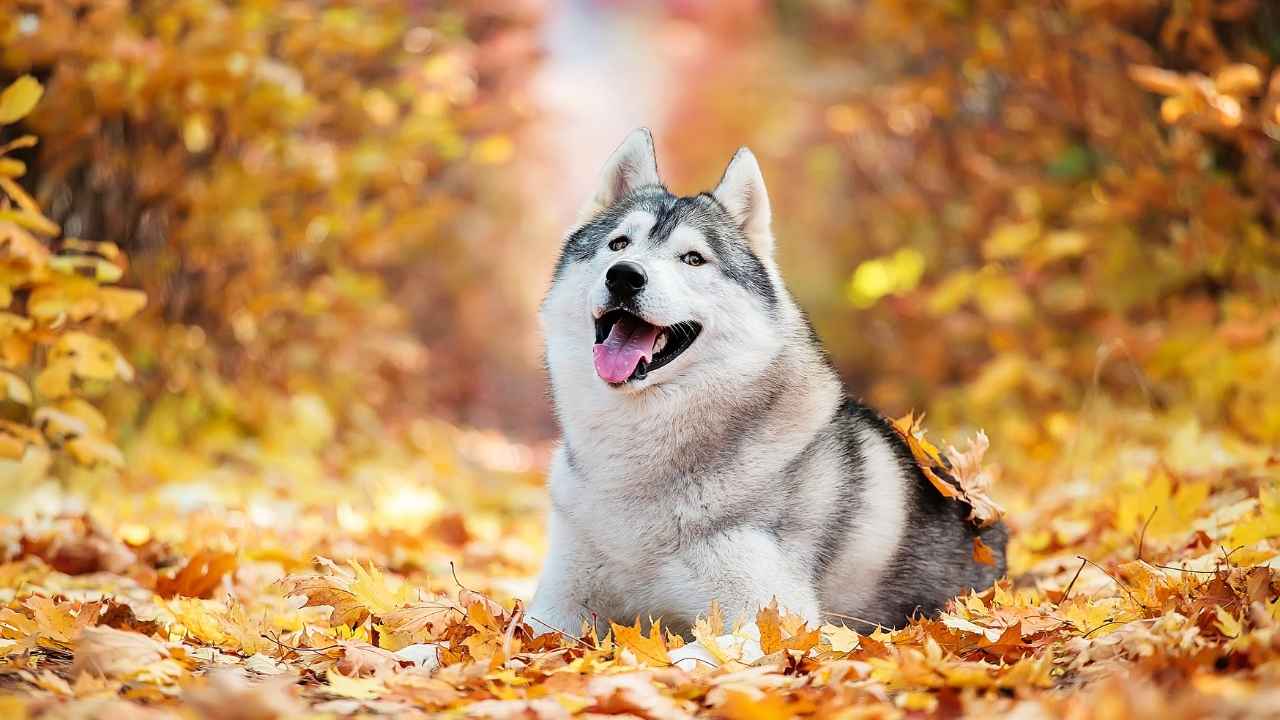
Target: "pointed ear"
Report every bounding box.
[577,128,661,222]
[712,147,773,259]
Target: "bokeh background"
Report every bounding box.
[1,0,1278,585]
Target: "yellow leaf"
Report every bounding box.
[0,158,26,177]
[49,331,133,382]
[0,177,59,236]
[324,672,386,700]
[0,312,33,337]
[0,370,31,405]
[471,134,514,165]
[611,619,671,665]
[29,277,138,322]
[0,76,43,125]
[27,596,95,645]
[46,398,108,434]
[64,434,125,467]
[1214,63,1262,95]
[0,419,44,460]
[1214,607,1242,639]
[1128,65,1189,96]
[822,623,861,653]
[1229,486,1280,548]
[97,288,148,322]
[59,239,121,260]
[34,362,73,399]
[48,254,124,283]
[983,220,1041,260]
[691,601,737,665]
[892,412,963,499]
[0,135,37,155]
[347,560,415,616]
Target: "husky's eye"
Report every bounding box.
[608,236,630,252]
[681,251,706,267]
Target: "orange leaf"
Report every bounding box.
[756,602,784,655]
[610,619,671,665]
[973,537,996,566]
[156,551,237,599]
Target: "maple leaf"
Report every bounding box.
[755,601,819,656]
[0,597,101,653]
[611,619,672,666]
[821,624,861,653]
[690,602,737,665]
[943,431,1007,527]
[336,640,406,677]
[892,412,962,499]
[892,414,1007,527]
[276,558,415,628]
[379,600,459,646]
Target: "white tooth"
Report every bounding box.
[653,332,668,354]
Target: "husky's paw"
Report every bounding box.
[669,628,764,671]
[394,643,444,670]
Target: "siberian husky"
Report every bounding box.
[529,129,1007,638]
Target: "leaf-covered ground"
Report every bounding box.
[2,407,1278,719]
[2,2,1280,718]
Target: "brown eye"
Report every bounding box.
[681,251,705,267]
[608,236,630,252]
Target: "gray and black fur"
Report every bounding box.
[530,128,1007,638]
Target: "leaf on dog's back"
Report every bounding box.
[973,537,996,566]
[892,413,962,499]
[944,431,1007,527]
[894,413,1007,526]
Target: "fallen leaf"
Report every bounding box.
[157,551,238,599]
[70,626,169,679]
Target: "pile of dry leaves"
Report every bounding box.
[2,409,1277,719]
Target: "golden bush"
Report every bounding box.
[0,75,144,475]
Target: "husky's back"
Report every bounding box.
[530,129,1006,636]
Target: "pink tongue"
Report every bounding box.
[593,315,660,383]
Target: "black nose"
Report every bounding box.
[605,261,647,297]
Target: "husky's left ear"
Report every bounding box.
[713,147,774,259]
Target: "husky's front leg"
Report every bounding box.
[527,507,597,637]
[672,527,822,631]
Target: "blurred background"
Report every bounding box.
[1,0,1278,576]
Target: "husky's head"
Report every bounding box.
[542,129,792,404]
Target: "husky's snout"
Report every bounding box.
[604,260,646,298]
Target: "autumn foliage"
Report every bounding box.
[1,1,1279,718]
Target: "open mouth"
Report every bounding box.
[592,309,701,385]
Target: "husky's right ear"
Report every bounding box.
[576,128,661,223]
